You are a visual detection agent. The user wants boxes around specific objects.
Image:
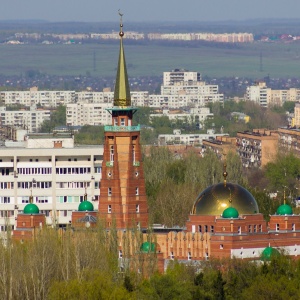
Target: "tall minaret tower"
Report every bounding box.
[98,13,149,230]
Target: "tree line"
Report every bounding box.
[2,226,300,299]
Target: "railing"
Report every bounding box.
[104,125,140,132]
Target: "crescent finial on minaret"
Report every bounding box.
[118,10,124,37]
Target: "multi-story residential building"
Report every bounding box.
[150,107,213,127]
[202,136,237,159]
[163,69,201,86]
[294,103,300,127]
[147,32,254,43]
[246,81,271,107]
[246,82,300,107]
[66,102,112,127]
[0,131,103,232]
[278,127,300,156]
[0,87,75,107]
[236,129,278,168]
[0,106,51,133]
[158,129,228,146]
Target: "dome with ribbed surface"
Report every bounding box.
[276,204,293,215]
[192,183,259,216]
[140,242,156,253]
[24,203,39,214]
[78,201,94,212]
[222,207,239,218]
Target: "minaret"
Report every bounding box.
[98,13,149,230]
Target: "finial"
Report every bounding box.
[118,9,124,37]
[223,153,228,187]
[228,187,232,206]
[283,186,286,205]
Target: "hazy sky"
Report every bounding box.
[1,0,300,22]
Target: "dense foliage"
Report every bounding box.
[3,227,300,300]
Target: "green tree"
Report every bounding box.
[265,152,300,191]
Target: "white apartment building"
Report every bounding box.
[66,102,112,126]
[246,82,300,107]
[158,129,228,146]
[0,88,75,108]
[0,106,51,133]
[0,132,103,231]
[163,70,201,86]
[150,107,213,127]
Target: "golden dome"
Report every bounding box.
[192,183,259,216]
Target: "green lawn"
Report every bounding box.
[0,42,300,78]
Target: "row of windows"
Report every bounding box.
[56,182,91,189]
[17,168,52,175]
[17,182,52,189]
[56,167,91,175]
[108,187,139,196]
[0,225,14,231]
[56,195,99,203]
[0,182,14,189]
[0,211,14,217]
[0,197,11,203]
[108,204,139,214]
[21,196,51,204]
[276,223,296,231]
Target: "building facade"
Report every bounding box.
[0,132,103,233]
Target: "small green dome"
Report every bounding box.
[78,201,94,212]
[276,204,293,215]
[261,246,280,261]
[222,207,239,218]
[24,203,40,214]
[140,242,156,253]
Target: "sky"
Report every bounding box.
[1,0,300,23]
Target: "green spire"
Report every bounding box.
[114,12,131,107]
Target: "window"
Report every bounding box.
[220,244,224,249]
[136,205,139,213]
[276,224,280,231]
[108,205,112,213]
[132,145,136,162]
[110,145,114,162]
[205,225,208,233]
[238,226,241,234]
[253,225,257,233]
[188,252,192,260]
[259,224,262,232]
[210,225,214,233]
[170,251,174,260]
[120,118,125,126]
[292,223,296,231]
[135,187,139,196]
[119,250,123,258]
[198,225,202,233]
[114,118,118,126]
[248,225,252,233]
[108,187,112,196]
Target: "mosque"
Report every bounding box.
[12,16,300,272]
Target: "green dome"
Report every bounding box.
[222,207,239,218]
[192,183,259,216]
[276,204,293,215]
[261,246,280,261]
[78,201,94,212]
[24,203,39,214]
[140,242,156,253]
